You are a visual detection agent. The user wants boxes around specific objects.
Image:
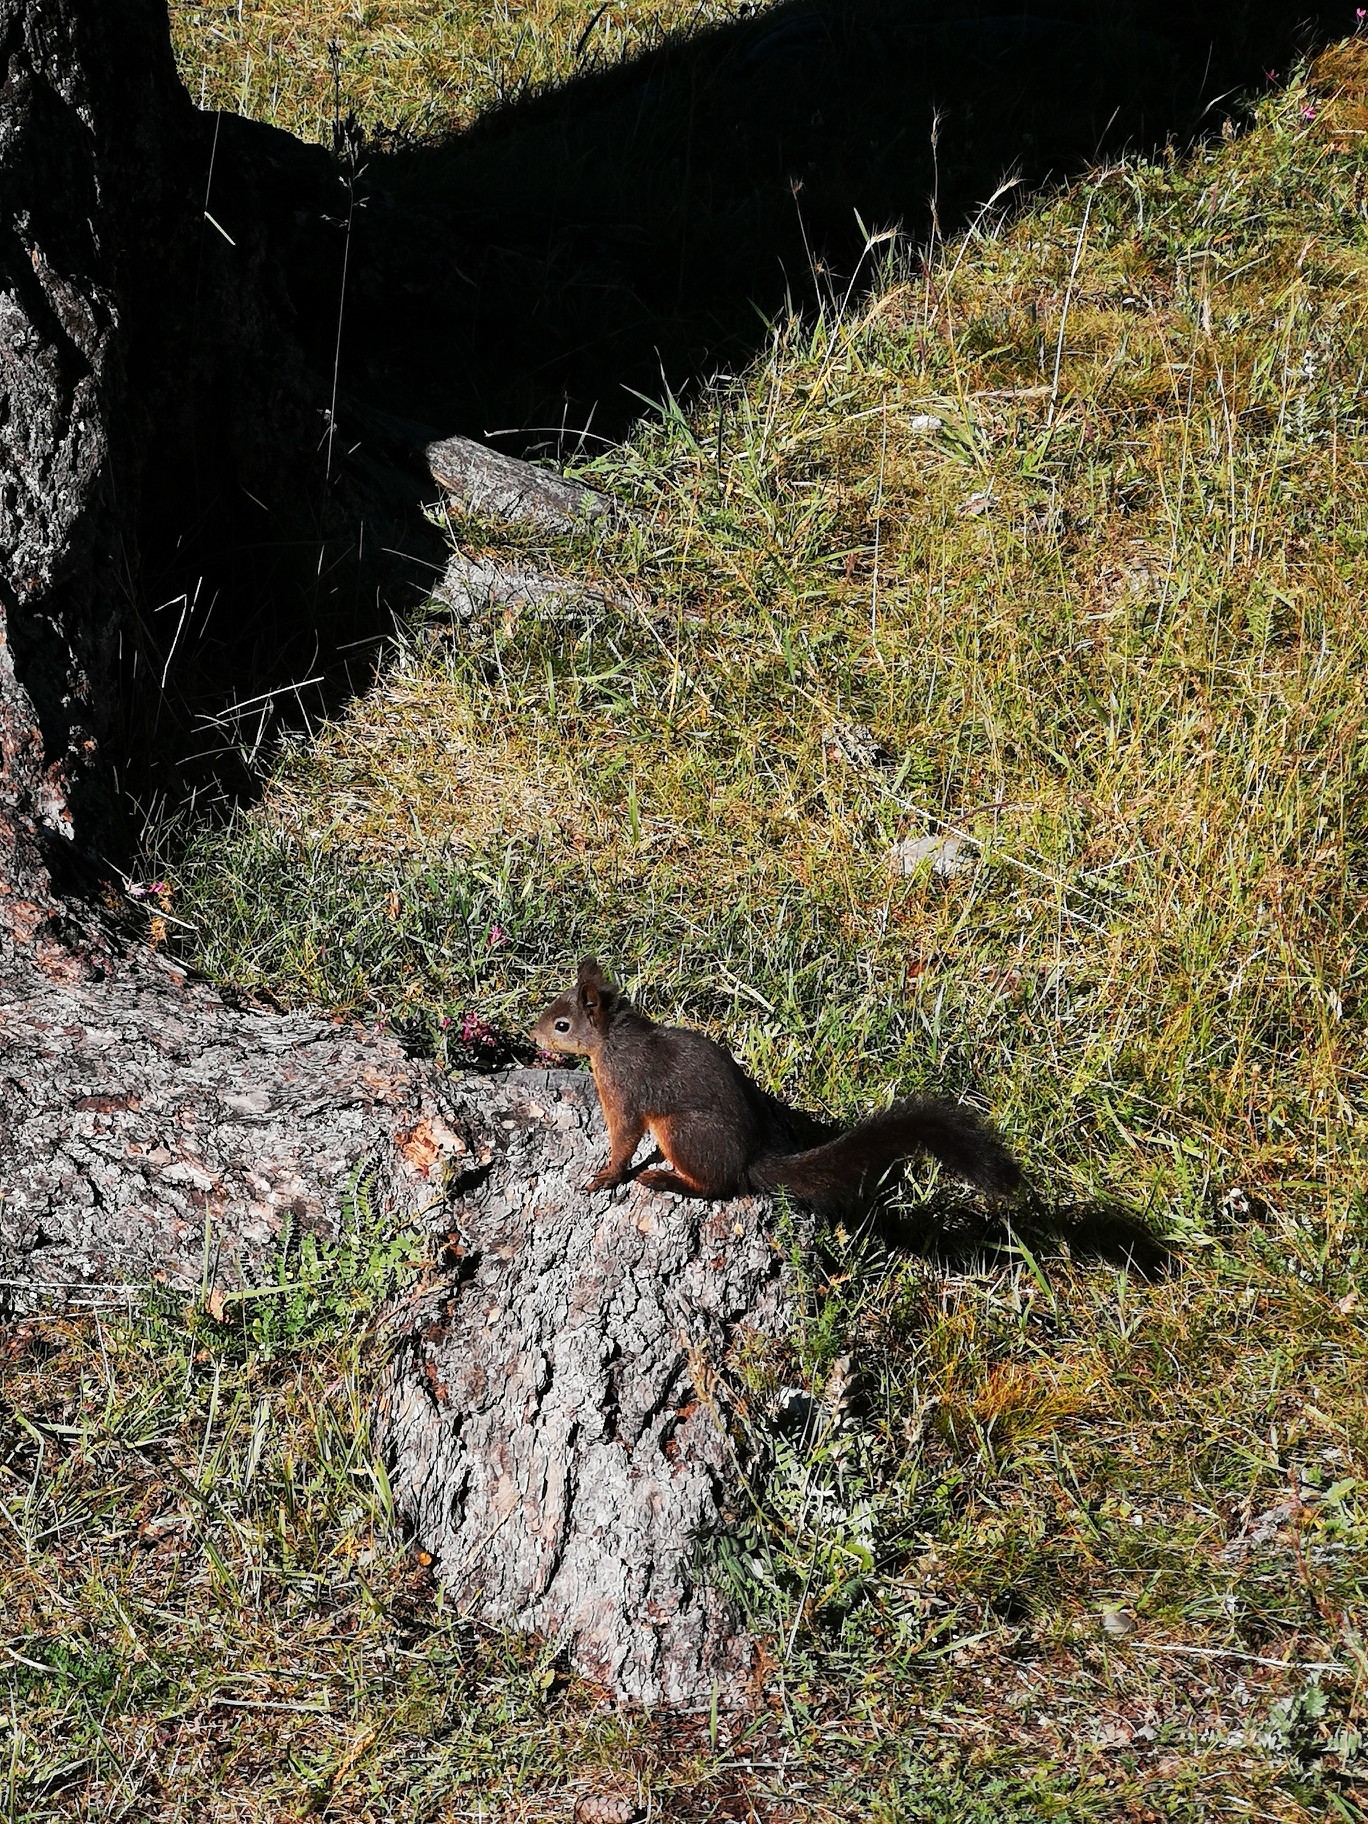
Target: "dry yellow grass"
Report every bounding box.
[171,0,752,142]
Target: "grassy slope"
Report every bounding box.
[5,12,1368,1822]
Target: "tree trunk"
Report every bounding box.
[0,0,414,861]
[0,0,419,1280]
[0,1,787,1705]
[378,1069,797,1710]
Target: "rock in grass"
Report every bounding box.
[434,551,616,625]
[427,433,607,530]
[889,832,977,879]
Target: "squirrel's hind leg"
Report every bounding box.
[635,1166,713,1196]
[644,1113,747,1198]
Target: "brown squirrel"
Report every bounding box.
[531,959,1021,1213]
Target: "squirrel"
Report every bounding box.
[531,958,1021,1213]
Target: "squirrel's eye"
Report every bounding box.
[554,1018,571,1033]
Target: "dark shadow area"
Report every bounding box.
[128,1,1335,828]
[106,115,444,834]
[863,1184,1174,1277]
[342,0,1336,451]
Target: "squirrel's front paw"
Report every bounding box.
[583,1168,619,1193]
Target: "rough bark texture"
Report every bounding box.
[0,0,152,927]
[0,945,474,1306]
[378,1068,799,1710]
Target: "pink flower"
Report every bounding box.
[1302,104,1318,121]
[487,924,506,949]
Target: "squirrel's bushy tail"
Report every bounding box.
[748,1097,1020,1215]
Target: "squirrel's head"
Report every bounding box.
[530,957,620,1056]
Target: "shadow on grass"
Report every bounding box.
[342,0,1334,451]
[867,1185,1174,1277]
[139,0,1332,826]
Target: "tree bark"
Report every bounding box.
[0,0,420,1282]
[0,0,394,860]
[0,944,475,1303]
[378,1069,797,1710]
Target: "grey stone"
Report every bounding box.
[427,433,608,530]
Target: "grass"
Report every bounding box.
[6,11,1368,1821]
[168,0,752,143]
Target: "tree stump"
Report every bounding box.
[378,1068,800,1709]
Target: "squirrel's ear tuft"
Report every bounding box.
[576,958,616,1027]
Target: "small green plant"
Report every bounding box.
[193,1163,426,1358]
